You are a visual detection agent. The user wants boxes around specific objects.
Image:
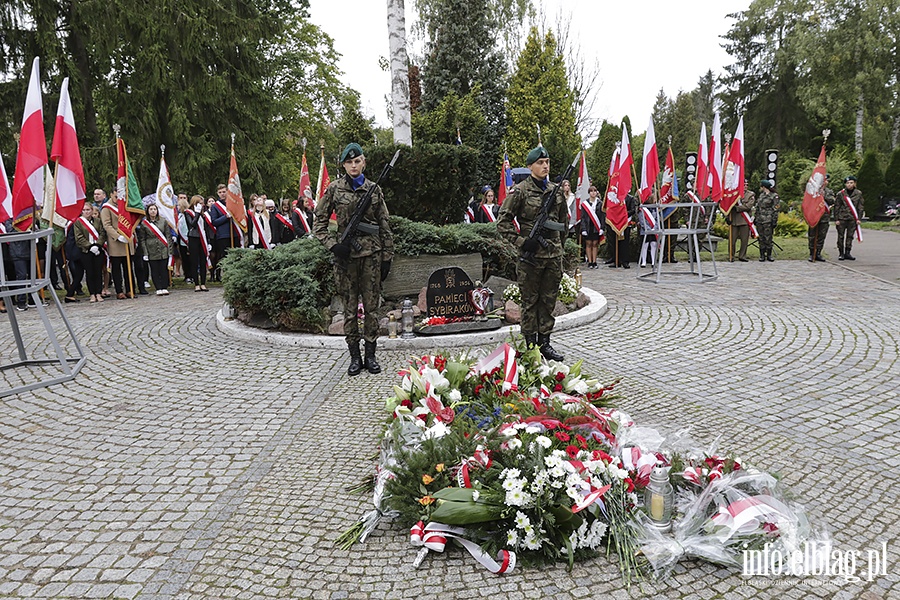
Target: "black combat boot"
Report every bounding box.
[538,334,564,362]
[844,252,855,261]
[522,333,538,349]
[364,340,381,374]
[837,247,845,260]
[347,342,363,376]
[766,250,775,262]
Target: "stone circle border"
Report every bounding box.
[216,287,607,350]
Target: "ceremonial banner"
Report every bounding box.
[639,118,659,202]
[659,148,677,204]
[801,146,828,227]
[498,152,513,205]
[12,57,47,231]
[0,151,11,222]
[720,116,745,216]
[156,152,176,229]
[226,144,248,232]
[298,152,314,210]
[696,122,709,200]
[605,124,632,236]
[708,113,723,203]
[316,150,331,207]
[49,78,85,223]
[115,137,144,239]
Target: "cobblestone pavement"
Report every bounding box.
[1,258,897,600]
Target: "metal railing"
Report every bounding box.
[637,202,719,283]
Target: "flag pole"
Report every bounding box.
[229,134,235,249]
[114,124,135,299]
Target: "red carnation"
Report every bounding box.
[554,431,570,442]
[565,445,580,459]
[575,434,588,449]
[474,384,484,395]
[434,356,447,371]
[624,477,635,493]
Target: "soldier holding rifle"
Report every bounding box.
[498,146,574,362]
[314,143,396,377]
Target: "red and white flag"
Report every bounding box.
[605,124,633,236]
[574,150,590,222]
[720,116,745,216]
[695,122,709,200]
[298,152,313,211]
[316,150,331,207]
[0,149,12,223]
[226,144,248,232]
[708,113,723,203]
[498,152,513,205]
[639,118,659,203]
[616,125,633,200]
[49,78,86,224]
[11,57,48,231]
[801,146,829,227]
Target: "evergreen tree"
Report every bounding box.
[882,147,900,199]
[336,94,375,150]
[856,151,883,217]
[505,28,580,176]
[585,120,621,194]
[412,88,487,149]
[0,0,349,196]
[691,70,717,127]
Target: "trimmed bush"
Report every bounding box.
[883,148,900,198]
[856,151,883,218]
[365,143,480,225]
[220,238,336,332]
[775,212,807,237]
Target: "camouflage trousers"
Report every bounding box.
[835,220,856,255]
[757,221,775,255]
[807,219,829,256]
[336,254,382,344]
[517,255,562,336]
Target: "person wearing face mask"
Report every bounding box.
[497,146,568,362]
[314,143,394,377]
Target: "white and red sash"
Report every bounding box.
[0,223,5,234]
[249,210,271,249]
[464,206,475,223]
[841,191,863,242]
[513,216,520,234]
[187,209,213,267]
[292,207,311,234]
[639,206,657,230]
[144,220,168,246]
[744,213,759,238]
[410,521,514,574]
[77,216,101,242]
[101,202,119,215]
[582,200,603,232]
[274,212,294,234]
[481,204,497,223]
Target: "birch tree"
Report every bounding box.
[387,0,412,146]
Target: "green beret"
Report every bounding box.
[525,146,549,166]
[760,180,774,189]
[844,175,857,182]
[340,143,364,163]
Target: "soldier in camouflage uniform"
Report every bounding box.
[807,173,834,262]
[314,143,394,376]
[833,175,864,261]
[754,180,779,262]
[497,146,568,362]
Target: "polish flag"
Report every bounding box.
[659,147,677,204]
[226,144,248,232]
[639,118,659,202]
[574,150,590,222]
[316,151,331,207]
[11,57,48,231]
[720,116,745,216]
[708,113,723,203]
[49,78,86,224]
[0,152,11,223]
[696,122,709,200]
[605,124,633,235]
[498,152,513,205]
[298,152,313,211]
[801,145,829,227]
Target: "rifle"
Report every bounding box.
[520,152,581,265]
[337,149,401,258]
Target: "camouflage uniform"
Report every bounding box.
[497,176,567,339]
[314,175,394,345]
[807,187,834,260]
[833,187,863,259]
[754,189,780,260]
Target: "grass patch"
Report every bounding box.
[861,219,900,232]
[671,235,822,262]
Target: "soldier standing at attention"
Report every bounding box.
[755,180,779,262]
[498,146,567,362]
[314,143,394,376]
[834,175,863,261]
[808,173,834,262]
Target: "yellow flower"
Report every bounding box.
[435,463,445,473]
[418,496,435,506]
[422,474,434,485]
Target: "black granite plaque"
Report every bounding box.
[426,267,477,318]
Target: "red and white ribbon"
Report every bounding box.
[582,200,603,232]
[620,447,656,483]
[502,344,518,392]
[410,521,515,574]
[481,204,497,223]
[249,209,271,249]
[77,216,100,242]
[144,219,168,246]
[639,206,657,230]
[841,191,863,242]
[744,212,759,238]
[513,216,520,234]
[293,207,311,233]
[275,212,294,233]
[710,495,793,534]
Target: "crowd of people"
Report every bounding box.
[1,184,316,312]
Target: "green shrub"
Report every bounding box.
[775,212,807,237]
[883,148,900,198]
[365,143,480,225]
[857,151,884,218]
[220,238,336,332]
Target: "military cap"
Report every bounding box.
[760,180,774,189]
[526,146,550,166]
[481,184,492,193]
[844,175,857,182]
[340,143,364,163]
